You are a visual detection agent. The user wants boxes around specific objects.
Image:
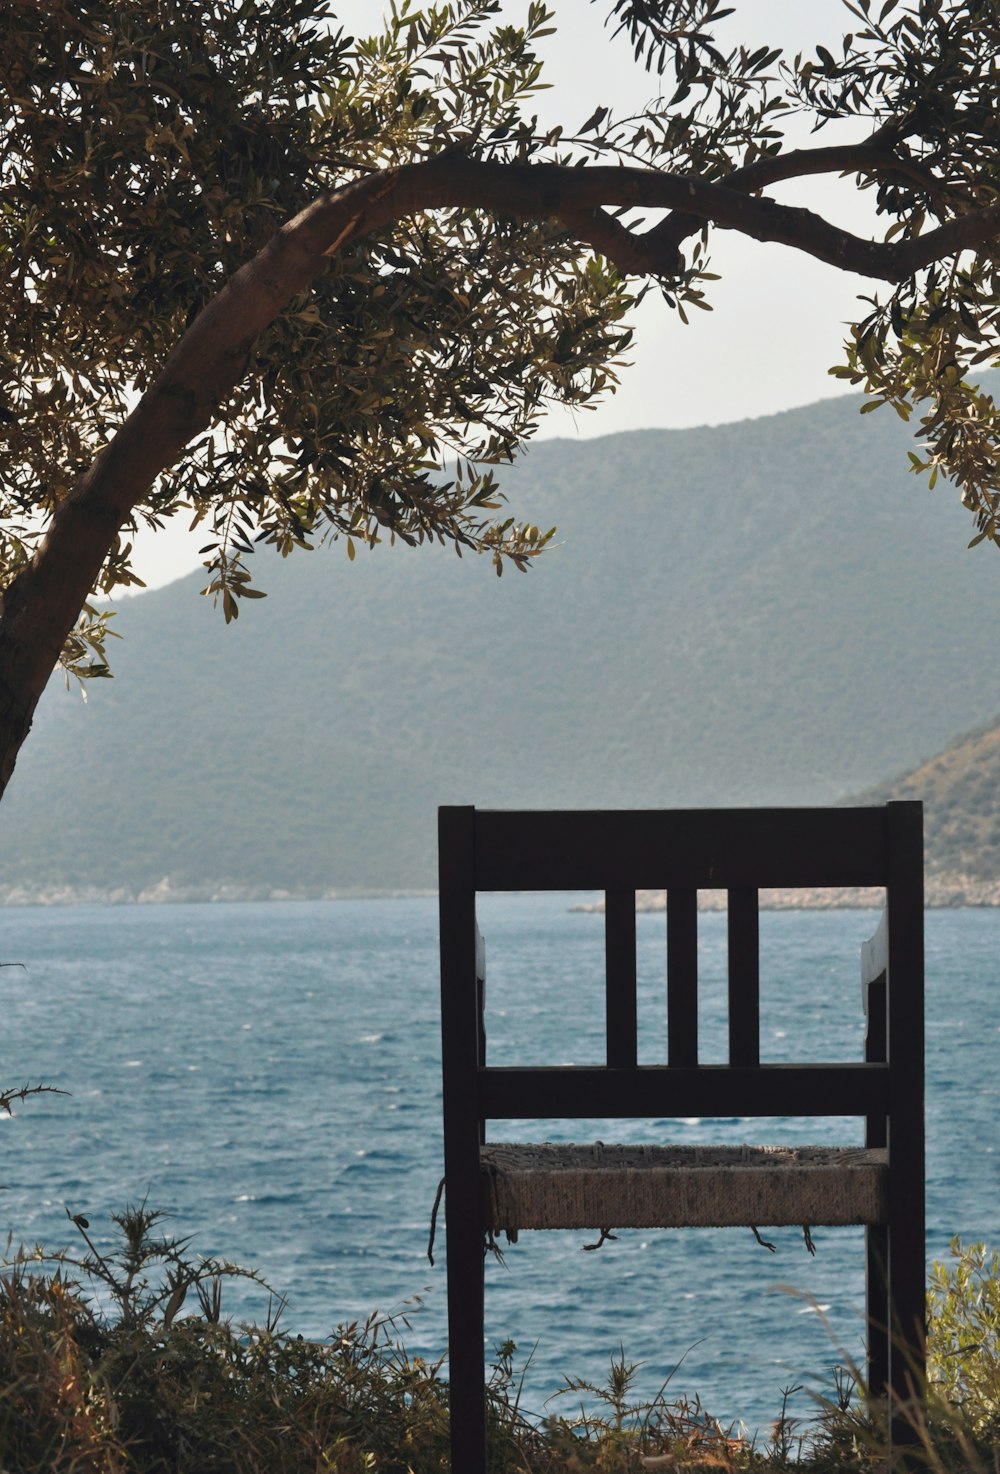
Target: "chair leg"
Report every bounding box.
[865,1223,889,1400]
[887,1213,926,1461]
[447,1222,487,1474]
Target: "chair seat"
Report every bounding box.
[481,1142,889,1231]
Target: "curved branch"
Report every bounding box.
[890,200,1000,275]
[644,127,950,257]
[390,155,938,280]
[4,147,1000,792]
[729,141,927,193]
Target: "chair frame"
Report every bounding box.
[438,803,924,1472]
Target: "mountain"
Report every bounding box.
[1,389,999,902]
[852,714,1000,904]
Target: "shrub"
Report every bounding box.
[5,1214,1000,1472]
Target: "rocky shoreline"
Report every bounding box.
[572,874,1000,911]
[0,875,997,908]
[0,879,434,907]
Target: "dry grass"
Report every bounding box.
[1,1213,998,1473]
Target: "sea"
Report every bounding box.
[1,897,998,1441]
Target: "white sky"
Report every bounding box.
[129,0,885,589]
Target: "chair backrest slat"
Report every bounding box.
[667,886,698,1067]
[727,887,760,1067]
[605,889,638,1068]
[479,1062,891,1120]
[471,807,889,889]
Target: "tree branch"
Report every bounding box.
[395,155,947,280]
[889,200,1000,276]
[555,204,685,276]
[643,128,949,258]
[4,146,1000,793]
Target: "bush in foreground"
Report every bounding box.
[1,1209,999,1472]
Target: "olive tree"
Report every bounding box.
[3,0,1000,797]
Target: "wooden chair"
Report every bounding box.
[438,803,924,1473]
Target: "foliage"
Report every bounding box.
[818,3,1000,552]
[0,1210,750,1473]
[544,1345,747,1469]
[2,1204,454,1473]
[796,1241,1000,1474]
[7,1,1000,697]
[5,1208,1000,1473]
[928,1238,1000,1437]
[0,0,636,664]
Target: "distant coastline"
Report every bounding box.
[571,877,1000,911]
[0,879,436,907]
[0,876,996,908]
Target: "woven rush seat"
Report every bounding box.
[481,1141,889,1232]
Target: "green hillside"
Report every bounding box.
[853,715,1000,902]
[2,390,999,901]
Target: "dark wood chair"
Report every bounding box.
[438,803,924,1472]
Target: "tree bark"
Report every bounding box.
[1,148,996,798]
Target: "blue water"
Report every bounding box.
[1,898,998,1439]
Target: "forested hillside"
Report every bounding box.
[854,717,1000,902]
[2,390,998,902]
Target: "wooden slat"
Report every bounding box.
[475,922,486,1078]
[863,901,889,1398]
[728,888,760,1067]
[440,808,482,1118]
[864,975,887,1149]
[862,908,889,1149]
[437,805,488,1471]
[480,1063,890,1119]
[861,908,889,987]
[667,887,698,1066]
[468,807,889,891]
[866,1223,890,1397]
[884,800,926,1426]
[605,890,637,1068]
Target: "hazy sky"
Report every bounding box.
[129,0,885,588]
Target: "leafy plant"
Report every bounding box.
[0,1206,542,1473]
[7,1214,1000,1473]
[790,1241,1000,1474]
[927,1238,1000,1436]
[546,1345,745,1471]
